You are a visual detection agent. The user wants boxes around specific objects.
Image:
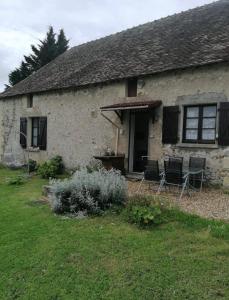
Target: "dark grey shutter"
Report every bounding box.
[218,102,229,146]
[20,118,27,148]
[38,117,47,150]
[162,106,179,144]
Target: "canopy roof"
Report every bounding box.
[100,98,162,111]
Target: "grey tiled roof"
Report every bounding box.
[1,0,229,99]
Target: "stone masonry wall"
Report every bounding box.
[1,63,229,184]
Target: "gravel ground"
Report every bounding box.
[128,180,229,221]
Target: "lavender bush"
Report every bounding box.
[49,168,127,215]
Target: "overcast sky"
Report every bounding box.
[0,0,215,91]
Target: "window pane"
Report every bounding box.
[32,118,39,147]
[33,127,38,136]
[33,136,38,146]
[186,118,198,128]
[203,106,216,117]
[187,107,199,118]
[33,118,38,127]
[202,129,215,140]
[186,129,198,140]
[203,118,216,128]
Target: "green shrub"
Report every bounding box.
[38,156,64,179]
[51,155,64,174]
[28,159,37,172]
[127,205,163,226]
[124,195,169,227]
[6,175,28,185]
[49,168,127,215]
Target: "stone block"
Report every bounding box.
[223,176,229,188]
[223,157,229,170]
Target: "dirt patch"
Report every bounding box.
[128,180,229,221]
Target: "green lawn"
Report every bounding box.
[0,168,229,300]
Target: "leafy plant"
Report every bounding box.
[51,155,64,174]
[28,159,37,172]
[37,156,64,179]
[126,205,164,227]
[6,175,28,185]
[49,168,127,215]
[124,195,169,227]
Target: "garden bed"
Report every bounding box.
[128,180,229,221]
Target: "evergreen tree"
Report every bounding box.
[9,68,22,86]
[24,26,57,71]
[4,84,10,91]
[56,29,69,55]
[9,61,30,86]
[9,26,69,86]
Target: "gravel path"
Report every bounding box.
[128,180,229,221]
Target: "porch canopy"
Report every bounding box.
[100,97,162,111]
[100,97,162,123]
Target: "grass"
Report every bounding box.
[0,168,229,299]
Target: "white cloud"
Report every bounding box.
[0,0,215,91]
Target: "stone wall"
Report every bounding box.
[0,82,127,168]
[139,63,229,184]
[1,62,229,184]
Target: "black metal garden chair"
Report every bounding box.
[137,160,161,193]
[168,156,183,164]
[188,157,206,191]
[157,158,189,200]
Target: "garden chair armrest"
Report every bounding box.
[160,171,165,177]
[188,169,204,175]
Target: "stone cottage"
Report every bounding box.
[1,0,229,185]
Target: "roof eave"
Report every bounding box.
[0,58,226,100]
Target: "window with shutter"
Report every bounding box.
[31,117,39,147]
[218,102,229,146]
[183,104,217,144]
[31,117,47,150]
[162,106,179,144]
[20,118,27,149]
[38,117,47,150]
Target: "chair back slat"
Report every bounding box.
[189,157,206,188]
[168,156,183,165]
[144,160,160,182]
[164,160,183,185]
[189,157,206,171]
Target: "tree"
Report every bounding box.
[9,26,69,86]
[9,61,30,86]
[4,84,10,91]
[56,29,69,55]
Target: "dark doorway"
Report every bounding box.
[132,111,149,172]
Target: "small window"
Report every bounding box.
[31,117,47,150]
[183,104,217,144]
[127,78,137,97]
[27,94,33,108]
[32,117,39,147]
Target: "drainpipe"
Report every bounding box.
[101,112,121,155]
[115,128,119,156]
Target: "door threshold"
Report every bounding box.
[126,172,143,180]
